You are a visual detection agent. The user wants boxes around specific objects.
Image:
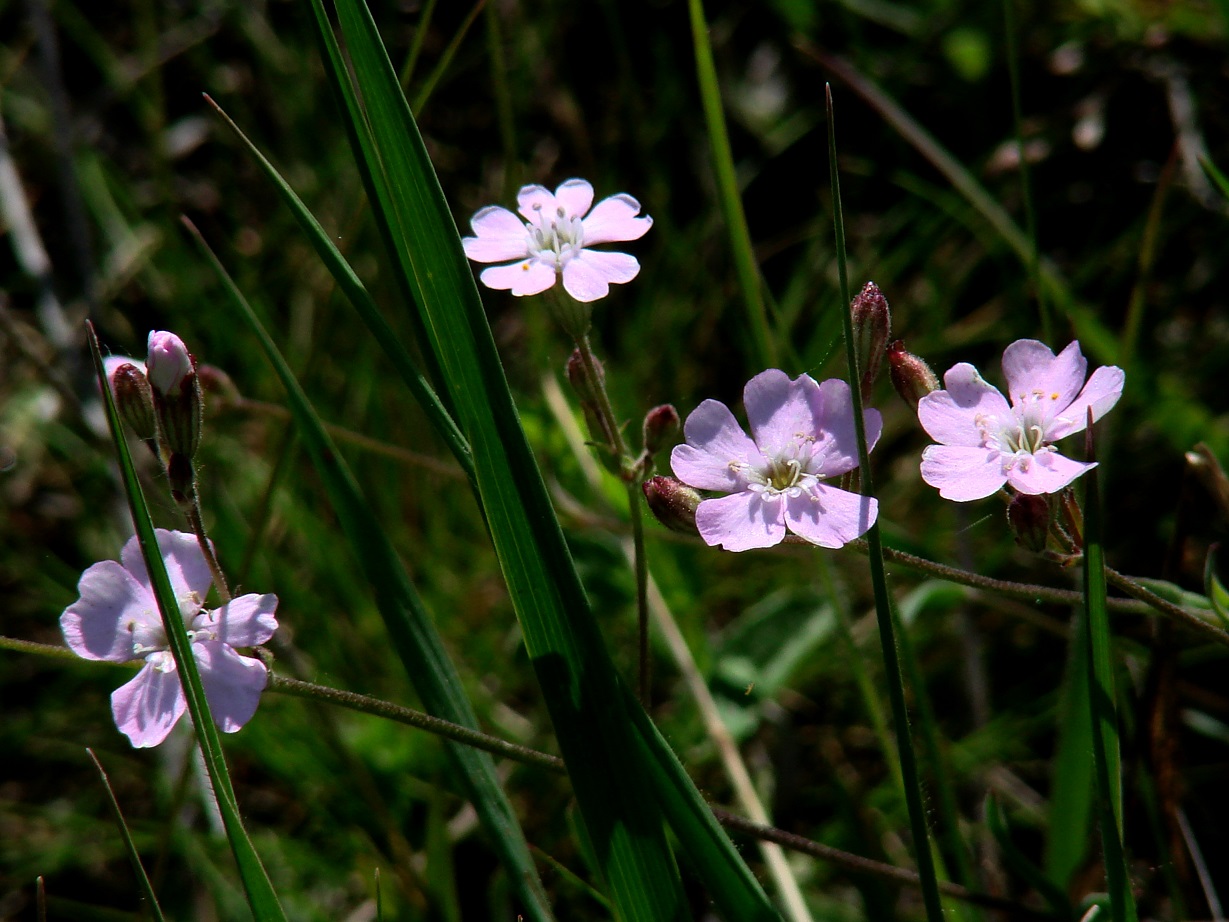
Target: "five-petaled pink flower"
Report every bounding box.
[918,339,1124,501]
[60,529,278,748]
[671,370,880,552]
[462,178,652,302]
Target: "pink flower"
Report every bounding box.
[60,530,278,748]
[146,331,194,396]
[462,178,652,302]
[918,339,1124,501]
[670,370,881,551]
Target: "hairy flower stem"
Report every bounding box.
[177,475,232,604]
[572,329,652,705]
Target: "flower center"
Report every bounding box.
[526,204,584,270]
[974,407,1056,474]
[732,434,821,499]
[128,591,206,657]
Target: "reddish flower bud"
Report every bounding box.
[851,281,891,400]
[887,340,939,412]
[642,404,680,457]
[642,476,701,534]
[1007,493,1051,553]
[110,362,157,441]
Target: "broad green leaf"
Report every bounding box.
[86,325,287,922]
[183,223,555,922]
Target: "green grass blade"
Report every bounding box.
[686,0,776,368]
[86,748,167,922]
[202,94,474,484]
[312,0,779,914]
[1083,451,1139,922]
[826,86,944,922]
[986,797,1073,921]
[182,221,556,922]
[86,324,287,922]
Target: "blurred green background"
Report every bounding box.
[2,0,1228,918]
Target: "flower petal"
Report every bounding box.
[581,194,652,245]
[61,560,155,661]
[671,399,761,490]
[920,445,1007,501]
[516,184,555,221]
[561,250,640,302]
[918,364,1012,447]
[121,530,213,609]
[1006,451,1096,495]
[479,260,558,297]
[1047,365,1125,440]
[196,641,268,733]
[784,484,878,548]
[195,593,278,647]
[111,655,186,748]
[808,378,882,477]
[695,491,786,551]
[463,206,529,263]
[744,370,817,454]
[554,178,594,219]
[1002,340,1086,422]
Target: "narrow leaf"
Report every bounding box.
[87,748,167,922]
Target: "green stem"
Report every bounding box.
[182,478,232,604]
[827,85,945,922]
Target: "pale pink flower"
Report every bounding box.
[918,339,1124,501]
[60,530,278,748]
[462,178,652,302]
[670,370,880,551]
[146,331,194,396]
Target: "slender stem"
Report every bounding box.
[827,85,945,922]
[1105,567,1229,647]
[182,479,231,604]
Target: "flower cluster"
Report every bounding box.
[61,530,278,748]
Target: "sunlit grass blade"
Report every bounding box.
[202,94,474,484]
[85,323,287,922]
[826,86,944,922]
[1082,429,1139,922]
[182,220,556,922]
[87,748,167,922]
[686,0,776,368]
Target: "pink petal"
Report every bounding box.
[196,642,268,733]
[695,491,787,551]
[744,370,817,453]
[61,560,154,661]
[516,184,555,222]
[463,206,529,263]
[1005,451,1095,495]
[671,399,761,490]
[784,484,878,548]
[479,260,558,297]
[1047,365,1125,440]
[554,179,594,219]
[111,656,186,748]
[195,593,278,647]
[121,530,213,608]
[581,194,652,246]
[561,251,640,302]
[920,445,1007,501]
[918,364,1012,447]
[1002,340,1086,422]
[808,378,882,477]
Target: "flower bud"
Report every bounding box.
[851,281,891,400]
[643,476,701,534]
[110,362,157,441]
[1007,493,1051,553]
[166,451,195,503]
[887,340,939,412]
[146,331,194,397]
[147,331,203,459]
[642,404,680,457]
